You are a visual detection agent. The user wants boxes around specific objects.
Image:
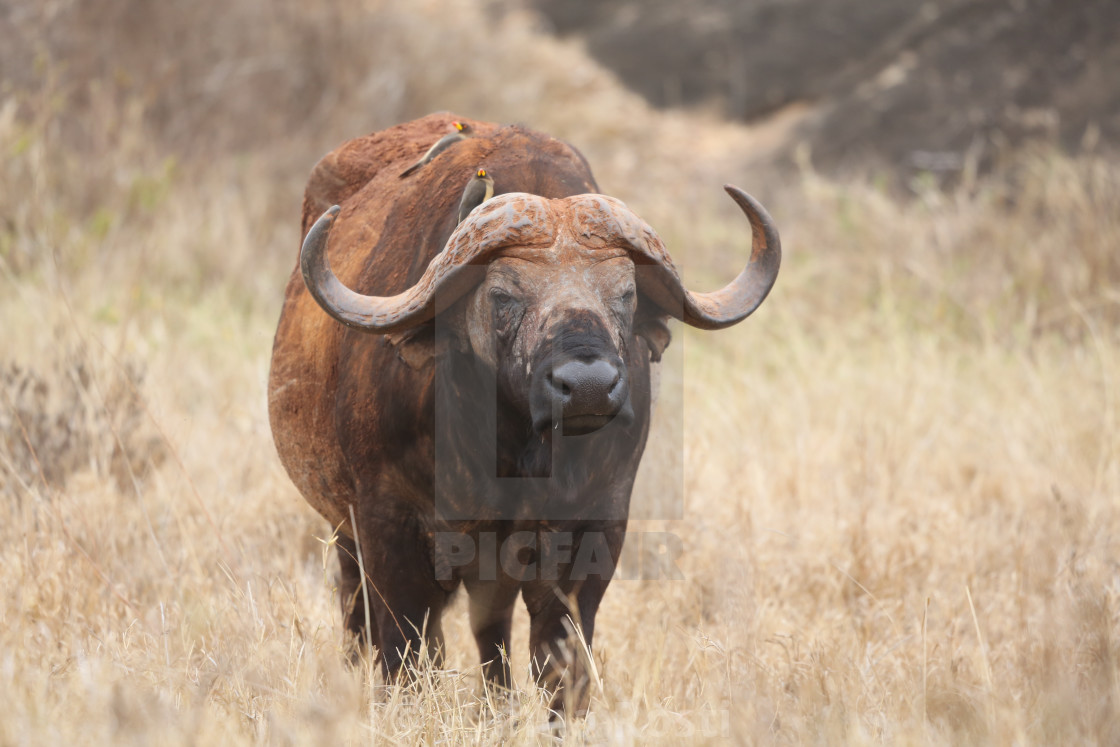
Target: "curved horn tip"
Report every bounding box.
[301,205,341,284]
[306,205,341,238]
[722,184,782,254]
[303,205,341,254]
[722,184,769,215]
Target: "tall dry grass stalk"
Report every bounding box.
[2,0,1118,743]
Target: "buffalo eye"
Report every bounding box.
[609,287,637,326]
[490,288,514,308]
[489,287,522,336]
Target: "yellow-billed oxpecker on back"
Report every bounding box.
[269,114,781,717]
[398,120,472,178]
[457,168,495,224]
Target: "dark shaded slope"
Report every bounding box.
[532,0,1120,175]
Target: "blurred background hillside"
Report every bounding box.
[1,0,1118,743]
[534,0,1120,177]
[3,0,1116,335]
[3,0,1117,183]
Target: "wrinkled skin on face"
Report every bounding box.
[464,245,639,436]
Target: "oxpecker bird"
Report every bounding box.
[399,121,473,178]
[457,168,495,224]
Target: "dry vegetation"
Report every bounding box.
[2,0,1118,743]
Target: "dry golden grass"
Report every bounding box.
[2,1,1118,743]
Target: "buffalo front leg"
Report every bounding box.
[522,526,624,716]
[336,532,378,660]
[353,509,453,678]
[465,577,521,691]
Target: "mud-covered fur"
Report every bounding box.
[271,113,780,716]
[269,114,666,714]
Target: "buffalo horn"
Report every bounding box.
[299,196,553,334]
[300,187,779,335]
[595,185,781,330]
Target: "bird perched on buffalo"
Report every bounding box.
[399,121,473,178]
[457,168,495,224]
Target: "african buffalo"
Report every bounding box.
[268,114,780,712]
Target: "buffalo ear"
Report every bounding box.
[385,324,468,369]
[635,317,672,362]
[385,326,436,369]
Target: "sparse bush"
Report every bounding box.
[0,349,165,501]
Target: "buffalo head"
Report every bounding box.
[299,188,780,437]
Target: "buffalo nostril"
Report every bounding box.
[546,371,572,398]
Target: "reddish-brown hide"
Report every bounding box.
[271,114,600,525]
[268,113,780,714]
